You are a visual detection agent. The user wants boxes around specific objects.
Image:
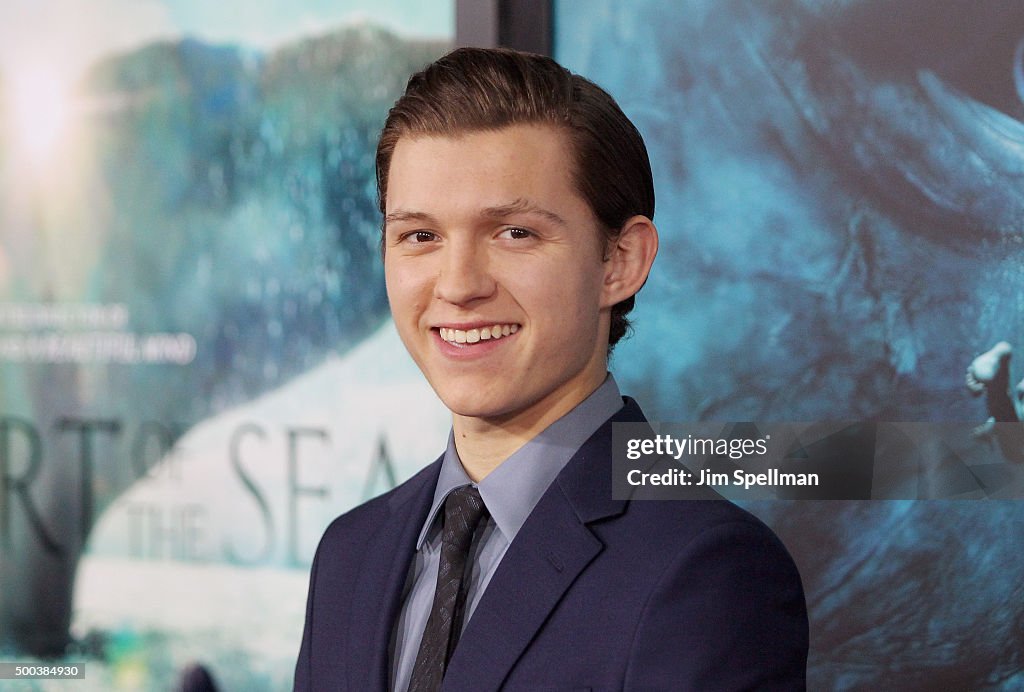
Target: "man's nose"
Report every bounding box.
[433,240,496,305]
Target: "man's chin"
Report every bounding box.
[442,399,510,421]
[436,391,525,425]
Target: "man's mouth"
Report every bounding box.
[438,324,520,345]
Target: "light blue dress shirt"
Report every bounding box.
[389,375,624,692]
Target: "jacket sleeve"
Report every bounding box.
[623,520,808,691]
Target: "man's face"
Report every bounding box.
[383,124,613,428]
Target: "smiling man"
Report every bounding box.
[295,48,808,691]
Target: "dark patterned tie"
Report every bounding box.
[408,485,490,692]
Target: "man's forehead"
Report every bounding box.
[384,126,587,217]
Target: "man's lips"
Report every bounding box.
[436,323,520,345]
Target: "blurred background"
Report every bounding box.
[1,0,1023,688]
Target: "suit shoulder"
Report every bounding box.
[625,497,774,543]
[610,498,801,584]
[618,499,806,618]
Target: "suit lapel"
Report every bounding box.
[347,460,441,692]
[441,399,645,690]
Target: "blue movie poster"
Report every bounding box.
[0,2,452,688]
[556,1,1024,688]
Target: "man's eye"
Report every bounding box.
[500,227,534,240]
[401,231,437,243]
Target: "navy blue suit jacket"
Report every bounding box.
[295,399,808,690]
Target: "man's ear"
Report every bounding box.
[602,215,659,307]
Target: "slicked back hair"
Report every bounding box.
[376,47,655,350]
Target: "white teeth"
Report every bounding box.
[438,324,520,344]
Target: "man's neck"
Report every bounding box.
[451,375,607,482]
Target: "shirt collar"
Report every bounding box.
[415,374,624,549]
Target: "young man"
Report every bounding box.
[296,48,808,691]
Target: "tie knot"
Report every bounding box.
[442,485,488,552]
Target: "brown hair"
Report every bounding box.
[376,47,655,349]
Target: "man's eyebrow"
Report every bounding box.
[384,210,438,226]
[384,200,567,227]
[483,198,567,227]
